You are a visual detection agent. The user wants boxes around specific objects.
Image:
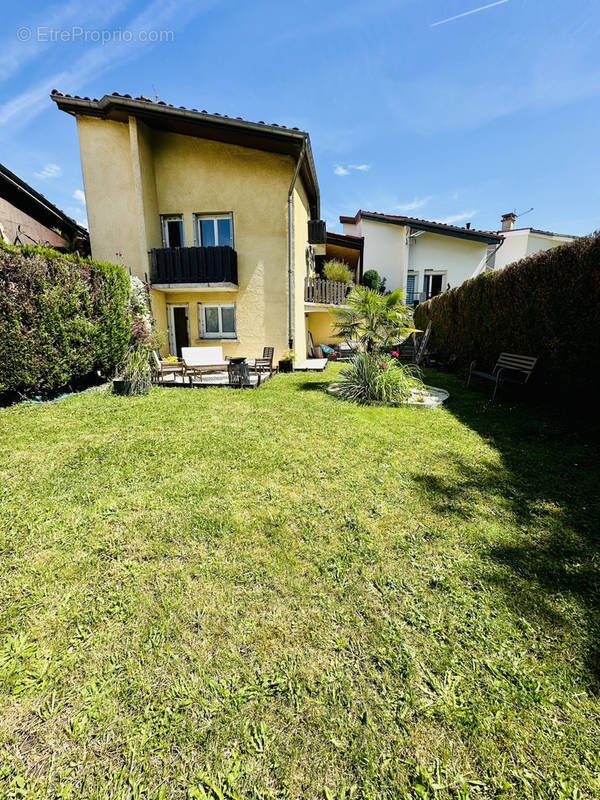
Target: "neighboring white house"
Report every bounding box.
[340,210,502,303]
[491,212,576,270]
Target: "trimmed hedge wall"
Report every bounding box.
[0,243,131,397]
[414,233,600,393]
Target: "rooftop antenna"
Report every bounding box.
[152,85,159,102]
[516,207,534,219]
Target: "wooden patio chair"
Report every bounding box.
[151,350,185,384]
[249,346,275,374]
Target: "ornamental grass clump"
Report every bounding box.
[329,352,423,404]
[323,259,354,284]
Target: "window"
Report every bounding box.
[161,215,184,248]
[199,303,236,339]
[406,272,417,304]
[423,273,445,300]
[194,214,233,247]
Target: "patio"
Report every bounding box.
[156,370,271,388]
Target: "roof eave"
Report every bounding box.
[51,92,320,218]
[342,210,501,244]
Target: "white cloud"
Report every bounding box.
[334,163,370,176]
[73,189,86,204]
[437,210,478,224]
[395,196,431,212]
[34,163,62,179]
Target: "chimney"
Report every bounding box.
[465,222,471,229]
[501,212,517,232]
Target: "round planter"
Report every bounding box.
[407,386,449,406]
[278,360,294,373]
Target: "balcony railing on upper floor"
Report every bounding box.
[150,246,238,285]
[304,277,351,306]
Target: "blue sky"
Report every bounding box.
[1,0,598,235]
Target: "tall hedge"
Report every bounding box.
[414,233,600,393]
[0,243,131,396]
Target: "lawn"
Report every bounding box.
[0,367,598,800]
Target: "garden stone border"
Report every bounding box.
[407,386,449,406]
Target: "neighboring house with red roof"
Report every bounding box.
[340,210,502,304]
[0,162,88,251]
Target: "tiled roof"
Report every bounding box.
[50,90,306,134]
[339,209,501,242]
[51,91,320,218]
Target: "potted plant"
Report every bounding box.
[323,259,354,285]
[278,348,296,373]
[113,346,152,395]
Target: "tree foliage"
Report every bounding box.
[332,285,415,352]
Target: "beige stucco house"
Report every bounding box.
[51,91,352,362]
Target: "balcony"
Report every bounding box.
[305,277,351,306]
[150,246,238,287]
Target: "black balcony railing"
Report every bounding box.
[150,246,238,285]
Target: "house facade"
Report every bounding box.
[51,91,340,362]
[491,212,575,270]
[340,210,501,304]
[0,162,88,251]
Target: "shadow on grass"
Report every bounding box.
[420,368,600,687]
[294,380,332,392]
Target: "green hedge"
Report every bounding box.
[414,233,600,392]
[0,243,131,397]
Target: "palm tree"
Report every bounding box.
[332,285,415,353]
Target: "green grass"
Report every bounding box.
[0,367,598,799]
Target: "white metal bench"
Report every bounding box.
[468,353,537,400]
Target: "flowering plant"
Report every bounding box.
[329,352,423,404]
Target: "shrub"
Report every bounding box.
[332,285,415,352]
[0,242,130,397]
[414,233,600,393]
[329,352,423,404]
[323,259,354,284]
[362,269,386,293]
[115,346,152,395]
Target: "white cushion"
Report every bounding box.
[181,346,227,366]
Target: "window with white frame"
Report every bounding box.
[198,303,236,339]
[161,215,184,247]
[194,213,233,247]
[406,271,417,304]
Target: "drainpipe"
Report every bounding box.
[287,139,306,350]
[484,236,505,272]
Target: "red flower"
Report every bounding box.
[391,350,399,358]
[380,362,387,369]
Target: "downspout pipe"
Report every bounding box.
[287,139,307,350]
[483,235,505,272]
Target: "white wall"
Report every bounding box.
[344,218,488,294]
[494,229,574,269]
[408,232,488,292]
